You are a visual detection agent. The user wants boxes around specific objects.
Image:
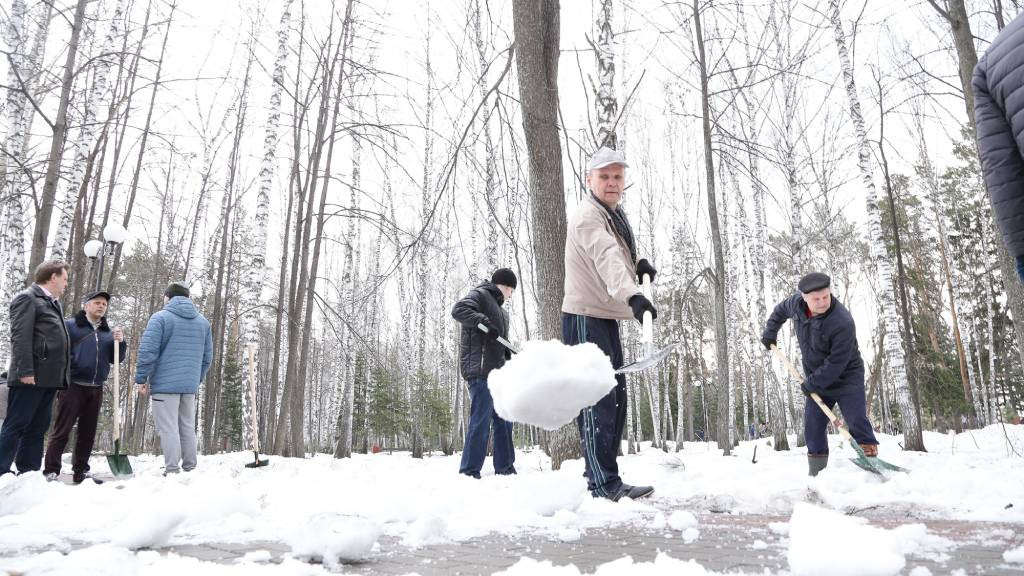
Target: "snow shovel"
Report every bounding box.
[616,273,676,374]
[244,345,269,469]
[770,345,907,476]
[106,343,133,478]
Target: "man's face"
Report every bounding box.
[587,163,625,209]
[84,297,108,319]
[802,287,831,315]
[48,269,69,298]
[498,284,514,302]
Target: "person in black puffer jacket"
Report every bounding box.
[974,13,1024,281]
[451,268,517,478]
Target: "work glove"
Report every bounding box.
[504,349,512,361]
[628,294,658,323]
[477,320,500,340]
[636,259,657,284]
[761,337,776,351]
[800,381,814,398]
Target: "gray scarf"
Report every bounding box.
[591,193,637,265]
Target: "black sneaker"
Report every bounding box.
[73,473,103,485]
[613,484,654,501]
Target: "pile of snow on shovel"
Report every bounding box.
[488,340,617,430]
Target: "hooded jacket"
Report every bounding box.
[451,282,509,380]
[134,296,213,394]
[65,310,128,386]
[562,194,640,320]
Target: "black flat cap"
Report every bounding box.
[82,290,111,303]
[798,272,831,294]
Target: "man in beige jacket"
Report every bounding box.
[563,147,657,501]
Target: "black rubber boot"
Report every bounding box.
[808,454,829,477]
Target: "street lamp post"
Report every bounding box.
[83,223,128,291]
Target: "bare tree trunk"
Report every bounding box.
[512,0,572,468]
[30,0,88,274]
[692,0,732,455]
[591,0,617,149]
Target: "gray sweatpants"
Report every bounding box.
[151,393,197,473]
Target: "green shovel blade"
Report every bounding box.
[107,439,134,478]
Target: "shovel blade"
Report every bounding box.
[616,344,676,374]
[849,455,908,477]
[244,451,270,468]
[106,454,134,478]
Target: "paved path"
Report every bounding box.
[159,513,1023,575]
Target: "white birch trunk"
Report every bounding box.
[0,0,29,363]
[593,0,617,149]
[829,0,922,450]
[51,0,126,260]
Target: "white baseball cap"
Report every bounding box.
[588,146,629,171]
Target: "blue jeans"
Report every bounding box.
[0,387,58,475]
[805,387,878,454]
[460,376,515,477]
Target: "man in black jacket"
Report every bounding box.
[761,272,878,476]
[0,261,71,476]
[974,13,1024,281]
[451,268,517,478]
[43,290,127,484]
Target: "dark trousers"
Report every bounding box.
[0,386,58,475]
[43,383,103,476]
[805,387,879,454]
[563,312,628,498]
[459,376,516,477]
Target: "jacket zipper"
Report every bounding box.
[92,332,100,385]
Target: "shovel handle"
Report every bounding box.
[477,323,520,355]
[113,341,120,441]
[640,274,653,345]
[770,345,856,445]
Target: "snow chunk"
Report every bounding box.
[110,508,185,549]
[787,503,904,576]
[402,514,448,548]
[667,510,698,531]
[489,340,616,430]
[1005,544,1024,563]
[908,567,933,576]
[286,515,380,567]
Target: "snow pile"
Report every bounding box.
[1005,544,1024,563]
[488,339,616,430]
[788,503,933,576]
[285,515,380,567]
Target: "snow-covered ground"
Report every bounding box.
[1,425,1022,575]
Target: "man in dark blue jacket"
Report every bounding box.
[974,13,1024,281]
[761,272,878,476]
[43,290,127,484]
[451,268,517,478]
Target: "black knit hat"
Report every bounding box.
[164,282,190,299]
[798,272,831,294]
[491,268,517,289]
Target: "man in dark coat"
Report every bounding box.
[0,261,71,476]
[451,268,517,478]
[974,13,1024,281]
[43,290,127,484]
[761,272,879,476]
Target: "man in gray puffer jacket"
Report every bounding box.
[134,282,212,474]
[974,12,1024,281]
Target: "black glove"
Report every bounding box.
[628,294,658,323]
[761,337,776,351]
[800,381,814,398]
[504,349,512,361]
[478,320,500,340]
[636,259,657,284]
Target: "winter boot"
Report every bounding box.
[859,444,878,457]
[808,454,829,477]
